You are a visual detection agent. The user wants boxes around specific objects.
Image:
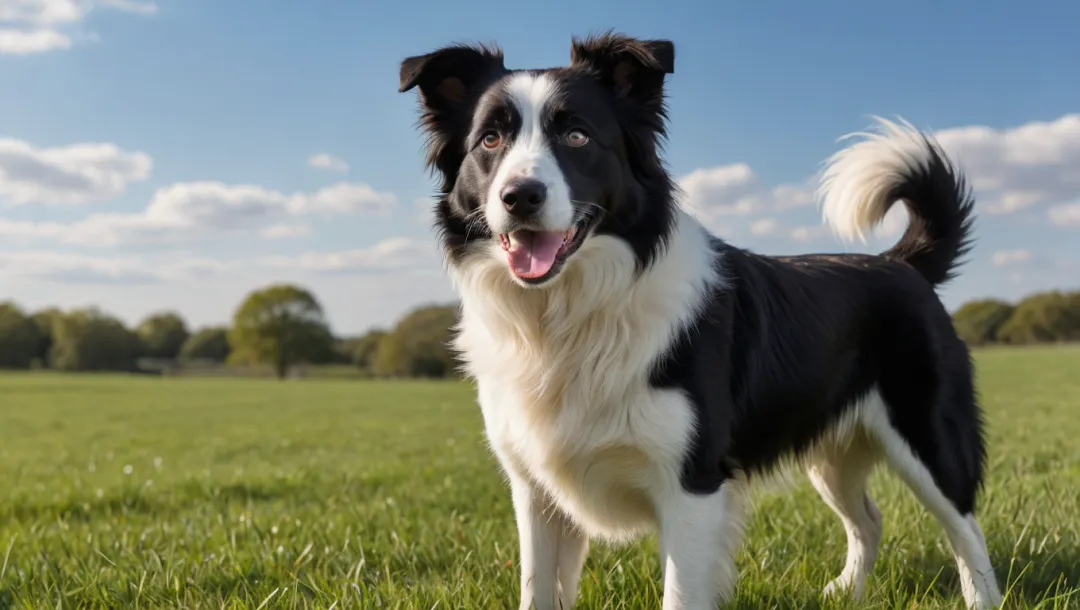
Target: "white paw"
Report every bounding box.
[823,573,864,600]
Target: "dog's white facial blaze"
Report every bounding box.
[484,73,574,235]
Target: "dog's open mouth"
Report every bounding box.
[498,220,590,283]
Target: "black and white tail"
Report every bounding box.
[818,117,976,286]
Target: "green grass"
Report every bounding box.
[1,345,1079,609]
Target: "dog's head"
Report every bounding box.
[399,33,678,287]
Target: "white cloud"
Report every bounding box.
[742,217,832,243]
[788,225,827,242]
[678,163,814,221]
[0,27,70,53]
[933,114,1080,215]
[144,181,292,228]
[0,250,162,284]
[288,182,395,215]
[0,137,152,206]
[260,223,310,239]
[0,213,179,247]
[146,181,395,225]
[0,0,81,25]
[94,0,157,15]
[1048,202,1080,228]
[991,249,1032,267]
[679,164,758,215]
[0,236,438,286]
[0,0,155,55]
[0,179,398,246]
[257,237,435,274]
[308,153,349,173]
[749,218,779,236]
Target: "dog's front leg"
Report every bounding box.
[509,472,589,610]
[658,483,745,610]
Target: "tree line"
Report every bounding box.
[0,283,458,379]
[1,284,1077,378]
[951,289,1080,346]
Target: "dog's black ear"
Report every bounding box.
[399,44,507,185]
[570,32,674,104]
[398,43,507,109]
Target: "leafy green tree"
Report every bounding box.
[353,329,387,373]
[50,308,142,372]
[996,290,1080,344]
[179,327,231,362]
[136,311,190,360]
[228,284,335,379]
[952,299,1015,345]
[373,304,459,378]
[328,337,360,365]
[0,302,43,369]
[30,307,63,366]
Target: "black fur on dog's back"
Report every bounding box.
[655,126,987,515]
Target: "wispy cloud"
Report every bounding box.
[308,153,350,173]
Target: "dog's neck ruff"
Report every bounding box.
[449,209,721,414]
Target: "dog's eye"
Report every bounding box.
[565,129,590,147]
[481,132,502,149]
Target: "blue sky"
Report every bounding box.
[1,0,1078,335]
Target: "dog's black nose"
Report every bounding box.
[500,178,547,217]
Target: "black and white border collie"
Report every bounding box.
[399,33,1003,610]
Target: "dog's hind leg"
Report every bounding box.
[806,431,883,600]
[862,391,1003,609]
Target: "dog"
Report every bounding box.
[398,32,1003,610]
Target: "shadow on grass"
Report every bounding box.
[887,536,1080,607]
[726,536,1080,609]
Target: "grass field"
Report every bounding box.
[2,345,1079,609]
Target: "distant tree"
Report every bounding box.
[952,299,1015,346]
[373,304,460,378]
[1068,291,1080,307]
[329,337,360,365]
[227,284,335,379]
[30,307,63,366]
[353,329,387,373]
[0,302,43,369]
[996,290,1080,344]
[50,308,142,372]
[179,326,231,363]
[136,311,190,360]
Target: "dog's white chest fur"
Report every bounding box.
[477,373,699,540]
[452,213,719,540]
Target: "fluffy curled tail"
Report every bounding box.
[817,117,975,286]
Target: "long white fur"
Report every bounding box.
[453,198,729,609]
[449,102,1003,609]
[818,116,948,244]
[484,73,575,236]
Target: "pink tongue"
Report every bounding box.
[507,231,564,279]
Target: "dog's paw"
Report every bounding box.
[822,573,862,600]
